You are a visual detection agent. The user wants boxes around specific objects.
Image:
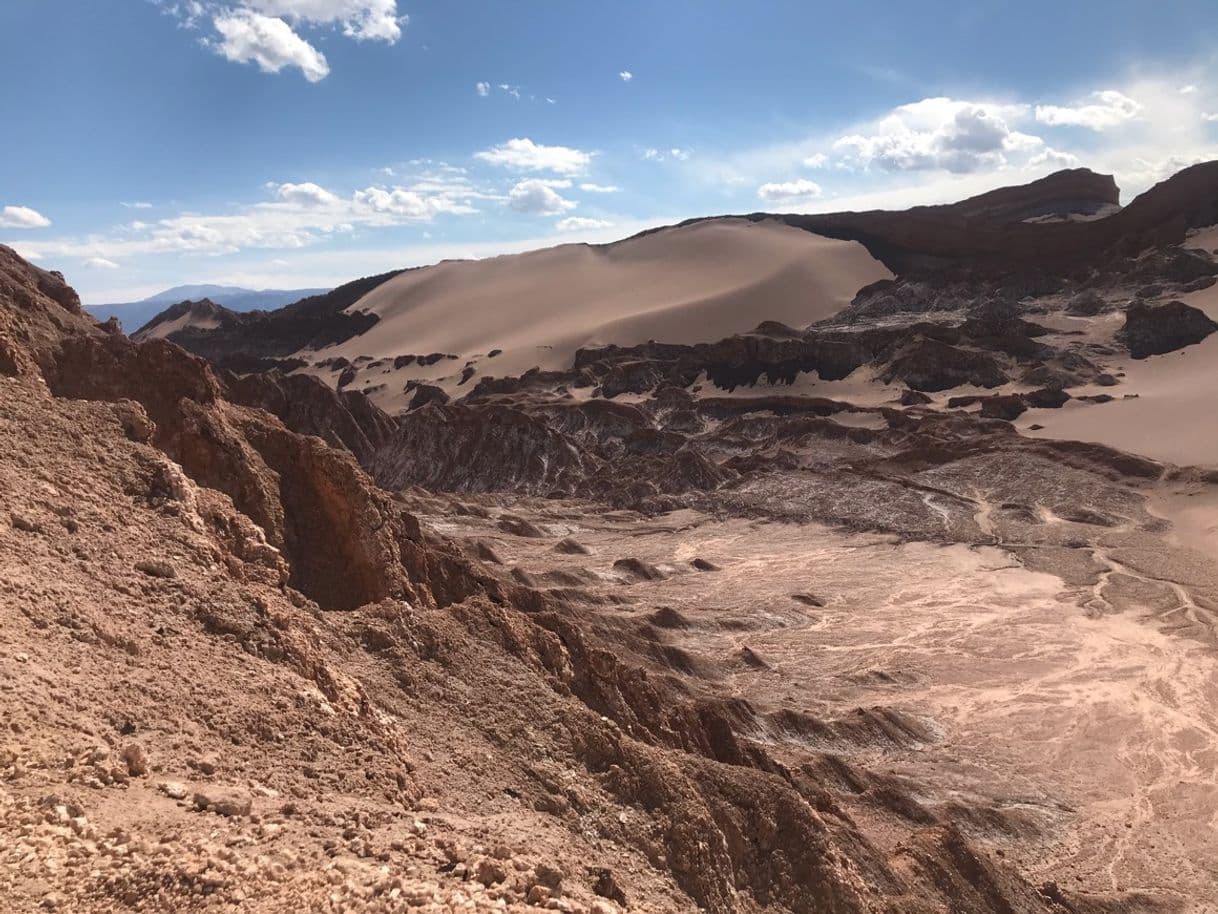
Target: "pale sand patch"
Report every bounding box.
[1019,283,1218,467]
[1184,223,1218,253]
[136,310,222,340]
[304,219,891,410]
[1149,486,1218,565]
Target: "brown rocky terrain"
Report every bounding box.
[6,163,1218,913]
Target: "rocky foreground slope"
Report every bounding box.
[5,163,1218,913]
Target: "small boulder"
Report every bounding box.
[497,515,546,538]
[1023,387,1071,409]
[471,540,505,564]
[475,858,508,886]
[613,558,666,581]
[10,513,41,533]
[120,745,148,777]
[113,400,156,442]
[408,384,450,410]
[979,394,1027,420]
[553,537,592,555]
[193,788,252,817]
[1066,290,1107,316]
[135,560,176,579]
[1117,300,1218,359]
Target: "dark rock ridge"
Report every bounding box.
[669,162,1218,273]
[564,305,1065,398]
[133,268,405,366]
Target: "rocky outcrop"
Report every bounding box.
[757,162,1218,271]
[224,369,396,465]
[131,297,235,340]
[1117,299,1218,358]
[881,338,1007,391]
[372,404,592,494]
[0,249,450,611]
[408,383,450,409]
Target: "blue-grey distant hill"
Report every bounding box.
[86,284,330,332]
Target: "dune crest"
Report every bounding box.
[317,219,890,400]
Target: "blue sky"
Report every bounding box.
[2,1,1218,303]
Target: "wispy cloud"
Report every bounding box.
[1034,90,1142,130]
[557,217,612,231]
[8,169,493,261]
[475,138,593,175]
[757,179,823,205]
[642,147,692,162]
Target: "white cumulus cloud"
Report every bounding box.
[476,81,490,97]
[619,71,633,82]
[834,97,1041,174]
[275,181,341,207]
[757,179,823,204]
[1035,90,1142,130]
[0,205,51,229]
[475,138,592,175]
[507,180,577,215]
[235,1,404,42]
[210,10,330,82]
[169,2,403,80]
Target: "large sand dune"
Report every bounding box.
[315,219,890,401]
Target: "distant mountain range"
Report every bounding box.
[86,284,330,332]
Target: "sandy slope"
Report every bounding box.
[310,219,890,407]
[1020,281,1218,467]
